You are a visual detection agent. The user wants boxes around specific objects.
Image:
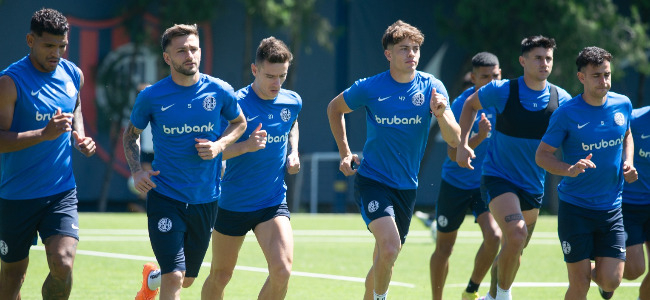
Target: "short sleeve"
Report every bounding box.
[541,107,567,149]
[343,79,368,111]
[130,92,151,130]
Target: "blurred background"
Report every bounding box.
[1,0,649,214]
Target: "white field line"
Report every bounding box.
[30,246,415,288]
[76,229,560,245]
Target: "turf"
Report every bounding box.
[17,213,644,299]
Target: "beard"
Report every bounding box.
[172,59,198,76]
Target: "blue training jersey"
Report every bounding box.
[442,87,496,190]
[0,56,80,200]
[542,93,632,210]
[220,85,302,212]
[623,106,650,205]
[344,70,449,190]
[130,74,241,204]
[478,77,571,194]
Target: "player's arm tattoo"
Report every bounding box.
[123,122,143,174]
[504,213,524,223]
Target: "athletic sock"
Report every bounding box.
[147,269,162,290]
[465,279,480,293]
[495,285,511,300]
[374,289,388,300]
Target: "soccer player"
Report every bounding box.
[327,20,460,300]
[621,105,650,300]
[430,52,502,300]
[0,8,97,299]
[456,36,572,300]
[536,46,636,300]
[201,37,301,300]
[0,8,96,299]
[123,24,246,300]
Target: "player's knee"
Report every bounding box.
[162,271,184,288]
[484,231,501,248]
[433,243,454,257]
[48,253,75,279]
[210,267,235,286]
[505,226,528,248]
[599,276,622,292]
[269,262,292,285]
[378,243,401,264]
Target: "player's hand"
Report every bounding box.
[430,88,447,118]
[567,153,596,177]
[286,152,300,174]
[245,123,267,153]
[339,154,360,176]
[623,161,638,183]
[41,107,73,140]
[195,138,222,160]
[72,131,96,157]
[133,169,160,194]
[455,144,476,169]
[477,113,491,138]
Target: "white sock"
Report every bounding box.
[485,292,495,300]
[374,289,388,300]
[147,269,161,290]
[495,285,511,300]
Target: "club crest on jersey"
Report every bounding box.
[280,108,291,122]
[562,241,571,254]
[367,200,379,213]
[203,96,216,111]
[614,112,625,126]
[412,92,425,106]
[158,217,172,232]
[0,240,7,256]
[66,81,77,97]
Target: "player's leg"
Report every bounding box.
[39,189,80,300]
[366,216,401,300]
[0,258,28,299]
[592,206,626,299]
[624,243,645,280]
[430,230,458,300]
[255,215,293,300]
[466,211,500,297]
[201,231,245,299]
[430,180,474,300]
[640,241,650,300]
[42,235,77,300]
[564,259,592,300]
[487,192,526,292]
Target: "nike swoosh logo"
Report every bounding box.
[31,89,41,96]
[577,122,589,129]
[71,224,79,230]
[620,248,627,253]
[377,96,391,102]
[642,134,650,139]
[246,115,259,122]
[161,104,175,111]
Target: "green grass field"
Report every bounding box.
[19,213,644,299]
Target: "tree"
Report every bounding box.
[434,0,649,98]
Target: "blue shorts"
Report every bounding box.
[354,174,416,244]
[146,190,217,277]
[0,188,79,263]
[481,175,543,211]
[622,203,650,247]
[214,203,290,236]
[558,200,626,263]
[436,179,488,233]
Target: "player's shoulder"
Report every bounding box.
[547,81,572,100]
[632,106,650,119]
[278,88,302,105]
[201,74,235,93]
[451,86,475,108]
[353,70,391,87]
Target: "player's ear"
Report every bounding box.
[162,52,171,66]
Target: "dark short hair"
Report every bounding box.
[31,8,68,36]
[255,37,293,65]
[576,46,612,72]
[521,35,556,55]
[381,20,424,50]
[161,24,199,51]
[472,52,499,68]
